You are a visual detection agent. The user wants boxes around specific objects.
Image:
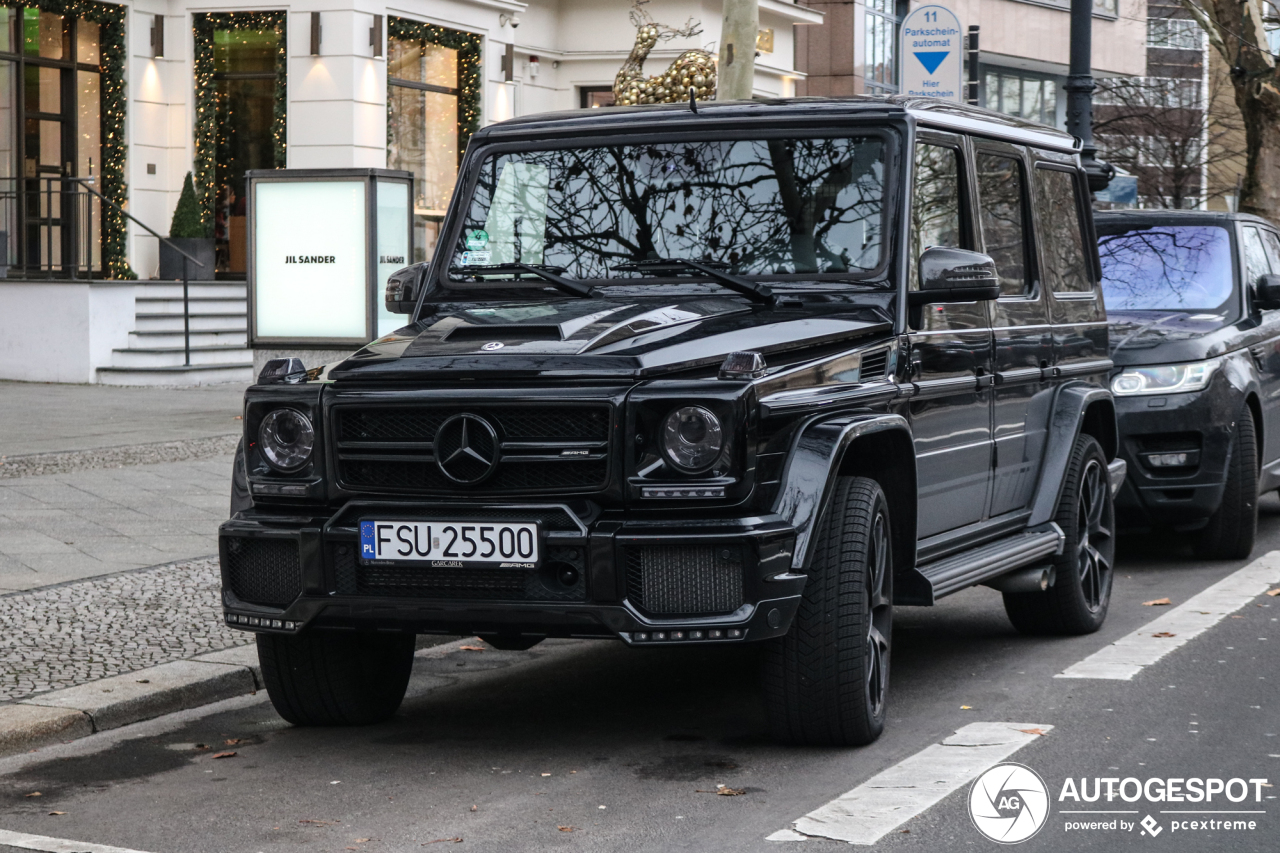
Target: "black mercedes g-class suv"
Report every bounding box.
[1098,209,1280,558]
[222,97,1124,747]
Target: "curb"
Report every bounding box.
[0,645,261,757]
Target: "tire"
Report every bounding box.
[1004,434,1114,636]
[257,631,415,726]
[763,476,892,747]
[1194,412,1258,560]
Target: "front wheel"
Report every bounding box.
[257,631,415,726]
[763,476,892,747]
[1004,434,1114,635]
[1194,412,1258,560]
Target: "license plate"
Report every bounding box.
[359,520,540,568]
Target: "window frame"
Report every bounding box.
[971,139,1038,301]
[908,129,975,290]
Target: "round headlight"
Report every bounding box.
[258,409,315,472]
[661,406,724,473]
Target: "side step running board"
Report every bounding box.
[916,523,1064,600]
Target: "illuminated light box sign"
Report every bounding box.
[247,168,413,347]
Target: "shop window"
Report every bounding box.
[580,86,615,108]
[982,68,1059,127]
[387,19,481,265]
[865,0,907,93]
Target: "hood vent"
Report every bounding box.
[860,347,890,381]
[446,325,563,343]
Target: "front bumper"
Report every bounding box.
[218,501,800,646]
[1113,388,1235,530]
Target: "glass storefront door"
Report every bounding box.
[0,7,101,275]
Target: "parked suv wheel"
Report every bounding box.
[257,631,415,726]
[1005,434,1114,635]
[1194,412,1258,561]
[763,476,892,747]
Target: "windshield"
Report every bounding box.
[449,136,887,282]
[1098,224,1235,313]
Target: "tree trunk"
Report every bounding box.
[718,0,758,100]
[1236,89,1280,220]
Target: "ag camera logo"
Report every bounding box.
[969,763,1051,844]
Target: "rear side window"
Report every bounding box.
[1033,168,1092,293]
[909,142,963,289]
[976,153,1029,295]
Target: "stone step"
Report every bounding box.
[96,363,254,386]
[110,345,253,368]
[127,328,248,348]
[134,296,247,315]
[134,312,247,332]
[137,282,247,299]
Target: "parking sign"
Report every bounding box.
[899,5,963,101]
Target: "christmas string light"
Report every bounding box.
[386,17,481,162]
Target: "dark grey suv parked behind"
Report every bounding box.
[222,97,1123,747]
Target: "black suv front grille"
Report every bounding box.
[625,544,745,616]
[333,404,612,496]
[223,537,302,607]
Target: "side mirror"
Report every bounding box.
[385,262,428,314]
[1256,273,1280,311]
[907,247,1001,307]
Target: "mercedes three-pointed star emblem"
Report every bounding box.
[434,413,500,484]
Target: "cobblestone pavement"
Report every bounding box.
[0,557,248,702]
[0,434,238,479]
[0,454,234,591]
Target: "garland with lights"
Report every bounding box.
[192,12,287,228]
[2,0,132,277]
[386,17,481,162]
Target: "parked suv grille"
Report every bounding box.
[625,545,745,616]
[222,537,302,607]
[333,404,612,495]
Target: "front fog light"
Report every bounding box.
[258,408,315,471]
[661,405,723,472]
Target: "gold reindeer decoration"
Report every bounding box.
[613,3,716,106]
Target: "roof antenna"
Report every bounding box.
[688,86,698,114]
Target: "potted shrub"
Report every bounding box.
[159,172,216,280]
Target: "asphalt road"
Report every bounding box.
[0,501,1278,853]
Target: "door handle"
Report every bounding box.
[1250,345,1267,370]
[975,367,995,389]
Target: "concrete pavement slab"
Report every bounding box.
[0,705,91,757]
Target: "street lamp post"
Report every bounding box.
[1064,0,1114,191]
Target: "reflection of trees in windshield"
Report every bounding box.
[1098,225,1233,312]
[459,138,884,278]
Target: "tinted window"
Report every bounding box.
[1262,230,1280,274]
[910,143,962,288]
[451,137,887,281]
[1098,225,1233,312]
[1242,226,1272,285]
[1034,168,1092,293]
[976,153,1029,295]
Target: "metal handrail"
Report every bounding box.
[70,177,208,367]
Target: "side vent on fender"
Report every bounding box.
[860,348,891,381]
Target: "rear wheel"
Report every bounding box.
[1004,434,1114,635]
[1194,412,1258,560]
[763,476,892,747]
[257,631,415,726]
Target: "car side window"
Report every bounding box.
[909,142,963,290]
[1033,167,1092,293]
[1243,226,1273,285]
[1261,230,1280,278]
[976,153,1029,296]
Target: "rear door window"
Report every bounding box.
[1033,168,1092,293]
[976,153,1030,296]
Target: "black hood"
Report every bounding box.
[1107,309,1238,366]
[328,295,892,381]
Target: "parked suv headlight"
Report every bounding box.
[258,409,315,471]
[1111,359,1220,396]
[661,406,724,473]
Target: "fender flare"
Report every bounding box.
[772,413,912,572]
[1027,383,1117,527]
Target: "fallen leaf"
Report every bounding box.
[423,838,463,845]
[470,805,477,812]
[224,738,242,746]
[960,705,972,710]
[716,786,746,796]
[459,646,485,652]
[299,819,341,826]
[558,826,577,832]
[541,772,551,777]
[1232,615,1246,619]
[1017,728,1046,736]
[355,839,371,843]
[901,829,911,834]
[48,811,65,816]
[24,792,41,797]
[233,415,243,420]
[194,743,211,751]
[136,679,150,684]
[211,751,237,759]
[1144,597,1172,606]
[1267,589,1280,597]
[1152,632,1176,638]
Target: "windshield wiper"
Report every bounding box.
[451,263,593,298]
[610,258,776,306]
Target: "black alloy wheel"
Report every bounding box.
[1004,434,1115,635]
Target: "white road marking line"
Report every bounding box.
[767,722,1053,845]
[0,829,155,853]
[1057,550,1280,680]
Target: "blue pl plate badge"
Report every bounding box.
[360,521,376,559]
